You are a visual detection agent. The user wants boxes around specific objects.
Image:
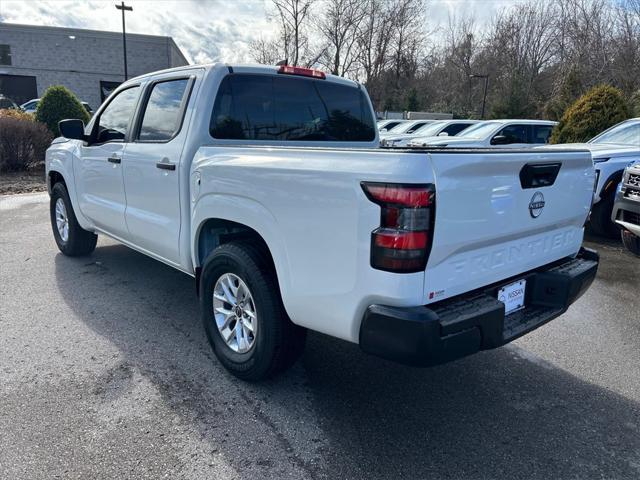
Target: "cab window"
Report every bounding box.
[492,124,528,145]
[138,79,189,142]
[210,74,375,142]
[532,125,553,144]
[94,86,140,143]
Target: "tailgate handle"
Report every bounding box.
[519,163,561,189]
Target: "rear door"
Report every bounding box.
[531,124,554,144]
[121,73,198,265]
[423,149,594,303]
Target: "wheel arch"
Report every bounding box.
[191,197,292,313]
[600,169,625,199]
[48,170,67,193]
[196,218,276,271]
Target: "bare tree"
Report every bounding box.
[272,0,316,65]
[250,37,285,65]
[248,0,639,117]
[318,0,367,75]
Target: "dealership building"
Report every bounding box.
[0,23,188,110]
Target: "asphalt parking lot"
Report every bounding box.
[1,192,639,480]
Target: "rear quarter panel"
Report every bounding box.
[191,146,431,342]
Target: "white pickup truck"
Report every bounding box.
[47,63,599,380]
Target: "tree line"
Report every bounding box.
[251,0,640,119]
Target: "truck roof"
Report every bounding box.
[126,63,360,89]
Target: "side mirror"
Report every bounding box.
[491,135,510,145]
[438,131,449,136]
[58,119,86,140]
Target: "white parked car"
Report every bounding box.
[379,119,435,140]
[21,98,94,115]
[410,119,557,148]
[381,120,480,147]
[538,118,640,237]
[377,119,408,132]
[46,63,598,381]
[19,98,40,113]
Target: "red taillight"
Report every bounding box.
[362,184,431,207]
[277,65,326,79]
[362,182,435,273]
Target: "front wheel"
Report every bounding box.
[621,229,640,257]
[50,182,97,256]
[200,242,306,381]
[589,194,619,238]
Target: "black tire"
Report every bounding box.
[200,242,306,381]
[621,229,640,257]
[590,193,619,238]
[50,182,97,256]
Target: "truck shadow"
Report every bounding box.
[54,243,640,480]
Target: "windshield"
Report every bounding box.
[388,121,425,134]
[589,121,640,147]
[411,121,446,137]
[387,122,415,133]
[457,121,501,138]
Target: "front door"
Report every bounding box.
[76,85,142,238]
[122,76,195,265]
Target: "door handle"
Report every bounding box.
[107,156,121,164]
[156,161,176,171]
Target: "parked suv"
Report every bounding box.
[544,118,640,237]
[612,161,640,256]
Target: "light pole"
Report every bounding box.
[469,74,489,119]
[115,1,133,80]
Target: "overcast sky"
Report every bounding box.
[0,0,525,64]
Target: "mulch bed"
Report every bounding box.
[0,169,47,195]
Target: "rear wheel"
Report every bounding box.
[50,182,97,256]
[621,229,640,257]
[589,193,619,238]
[200,242,306,381]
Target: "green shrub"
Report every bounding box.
[35,85,89,137]
[544,66,584,121]
[0,116,53,172]
[550,85,631,144]
[405,88,421,111]
[631,90,640,117]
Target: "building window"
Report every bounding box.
[0,45,11,66]
[100,81,122,102]
[0,74,37,105]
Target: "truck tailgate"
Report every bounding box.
[423,149,594,304]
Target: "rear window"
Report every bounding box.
[210,74,375,142]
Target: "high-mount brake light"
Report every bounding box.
[277,65,326,79]
[362,182,435,273]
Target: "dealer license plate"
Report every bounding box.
[497,279,526,315]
